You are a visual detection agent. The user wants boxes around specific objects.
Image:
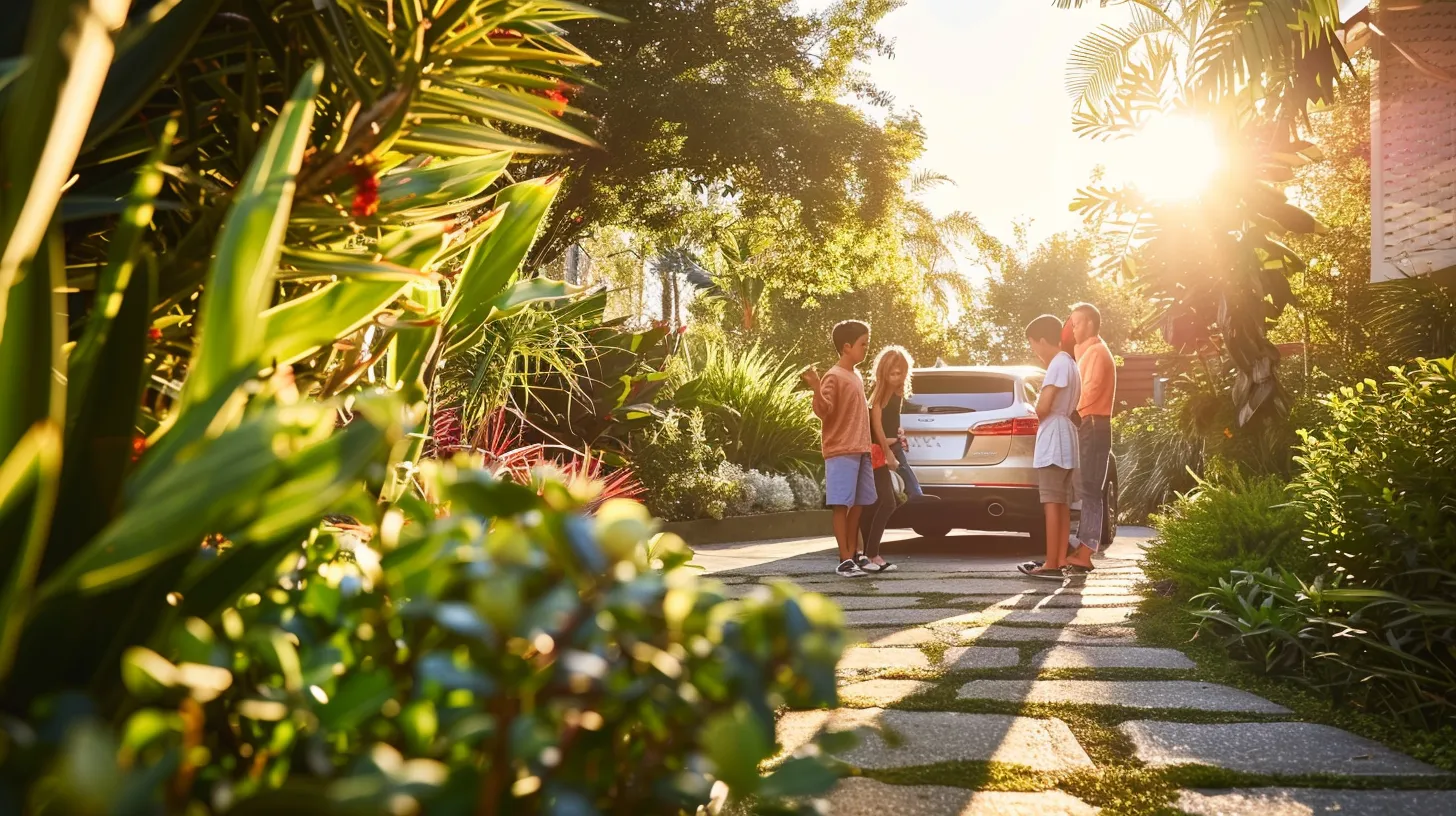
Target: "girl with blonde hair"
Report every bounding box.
[858,346,934,571]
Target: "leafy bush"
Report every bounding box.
[1194,568,1456,727]
[747,471,798,514]
[788,473,825,511]
[631,411,738,521]
[1292,358,1456,597]
[1145,471,1306,601]
[673,342,820,473]
[3,463,847,813]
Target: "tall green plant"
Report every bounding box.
[0,0,611,718]
[672,341,821,474]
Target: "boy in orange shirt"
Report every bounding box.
[802,320,876,578]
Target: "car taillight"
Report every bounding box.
[972,418,1039,436]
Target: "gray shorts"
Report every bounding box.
[825,453,877,506]
[1038,465,1078,505]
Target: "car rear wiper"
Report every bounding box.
[927,406,975,414]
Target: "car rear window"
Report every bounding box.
[905,374,1017,414]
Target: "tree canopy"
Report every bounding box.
[526,0,919,264]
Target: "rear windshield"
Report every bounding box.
[904,374,1017,414]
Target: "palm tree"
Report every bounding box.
[899,171,990,314]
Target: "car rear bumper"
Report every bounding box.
[887,484,1085,531]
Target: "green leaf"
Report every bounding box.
[397,122,565,157]
[180,62,324,416]
[256,279,412,367]
[374,152,513,215]
[0,422,62,685]
[83,0,225,149]
[39,400,339,596]
[318,670,393,732]
[443,175,562,342]
[0,0,127,339]
[424,84,600,148]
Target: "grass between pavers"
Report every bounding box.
[1133,594,1456,773]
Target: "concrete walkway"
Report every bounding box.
[698,527,1456,815]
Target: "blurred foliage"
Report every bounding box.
[0,1,849,811]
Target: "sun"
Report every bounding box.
[1115,114,1224,202]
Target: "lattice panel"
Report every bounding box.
[1371,2,1456,281]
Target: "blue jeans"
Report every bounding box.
[889,442,926,498]
[1077,415,1112,550]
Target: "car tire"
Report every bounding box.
[913,525,951,540]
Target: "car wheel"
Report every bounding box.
[913,525,951,540]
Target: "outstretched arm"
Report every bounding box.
[811,372,836,419]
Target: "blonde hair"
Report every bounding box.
[868,345,914,408]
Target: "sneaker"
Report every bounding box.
[836,559,868,577]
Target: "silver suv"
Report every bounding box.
[887,365,1118,542]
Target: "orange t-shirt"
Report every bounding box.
[811,365,872,459]
[1074,336,1116,417]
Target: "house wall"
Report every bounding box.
[1370,2,1456,282]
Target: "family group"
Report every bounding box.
[800,305,1116,579]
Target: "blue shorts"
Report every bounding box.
[825,454,877,507]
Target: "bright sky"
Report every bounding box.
[801,0,1135,277]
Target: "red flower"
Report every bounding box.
[147,327,162,342]
[488,28,523,39]
[131,434,147,462]
[677,325,688,335]
[349,159,380,218]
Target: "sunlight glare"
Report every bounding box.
[1119,115,1224,202]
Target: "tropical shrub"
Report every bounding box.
[717,461,756,518]
[1190,358,1456,728]
[672,342,820,474]
[1194,568,1456,728]
[788,472,825,511]
[631,411,738,522]
[1145,472,1305,601]
[1291,357,1456,597]
[2,460,847,814]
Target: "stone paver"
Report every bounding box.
[948,594,1145,608]
[823,779,1101,816]
[839,646,934,672]
[848,627,941,647]
[837,679,935,705]
[984,607,1137,626]
[845,608,966,626]
[1176,788,1456,816]
[957,680,1291,713]
[1120,721,1445,776]
[1031,646,1194,670]
[960,625,1139,644]
[834,595,933,610]
[775,708,1095,771]
[943,646,1021,670]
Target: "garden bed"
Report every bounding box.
[664,509,832,546]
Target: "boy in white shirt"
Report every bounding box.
[1019,315,1095,579]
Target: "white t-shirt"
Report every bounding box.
[1034,352,1081,469]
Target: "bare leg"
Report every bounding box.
[832,506,854,562]
[847,504,865,559]
[1044,502,1067,570]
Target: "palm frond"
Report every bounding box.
[908,169,955,194]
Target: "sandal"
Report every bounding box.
[1017,564,1065,580]
[864,560,898,573]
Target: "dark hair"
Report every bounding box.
[1071,301,1102,332]
[1025,314,1063,345]
[831,320,870,354]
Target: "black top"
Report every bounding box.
[881,393,902,440]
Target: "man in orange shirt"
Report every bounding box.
[1070,302,1116,556]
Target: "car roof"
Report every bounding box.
[912,365,1044,378]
